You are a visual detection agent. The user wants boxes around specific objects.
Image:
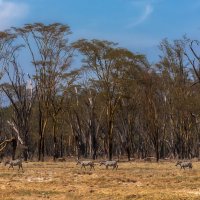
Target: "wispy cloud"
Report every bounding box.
[127,3,154,28]
[0,0,28,30]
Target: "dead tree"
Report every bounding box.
[0,30,34,161]
[7,120,28,159]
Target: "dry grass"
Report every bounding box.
[0,160,200,199]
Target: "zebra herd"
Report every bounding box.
[76,160,118,170]
[75,160,193,171]
[1,158,193,172]
[1,158,119,172]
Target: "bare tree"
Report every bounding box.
[0,30,34,160]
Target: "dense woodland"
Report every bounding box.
[1,23,200,162]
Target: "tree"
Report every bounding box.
[0,30,34,160]
[157,38,196,159]
[13,23,75,161]
[74,39,147,160]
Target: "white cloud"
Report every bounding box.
[0,0,28,30]
[127,3,154,28]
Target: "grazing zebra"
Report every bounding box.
[175,161,192,170]
[99,160,118,170]
[76,160,95,170]
[5,158,24,172]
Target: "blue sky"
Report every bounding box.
[1,0,200,61]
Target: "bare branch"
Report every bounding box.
[7,120,24,145]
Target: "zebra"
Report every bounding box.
[175,161,192,170]
[5,158,24,172]
[99,160,118,170]
[76,160,95,170]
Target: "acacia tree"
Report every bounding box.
[74,39,147,160]
[183,38,200,158]
[13,23,74,161]
[157,39,197,159]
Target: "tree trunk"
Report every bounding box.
[42,136,45,161]
[23,148,28,161]
[92,135,97,160]
[156,142,159,162]
[108,119,114,161]
[60,133,63,158]
[91,117,97,160]
[126,146,131,161]
[38,108,42,161]
[23,130,29,161]
[38,130,45,161]
[38,107,47,161]
[38,136,42,161]
[53,122,58,161]
[12,138,17,160]
[155,130,159,162]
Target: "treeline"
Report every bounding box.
[0,23,200,162]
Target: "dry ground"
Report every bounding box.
[0,159,200,200]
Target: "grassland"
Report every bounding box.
[0,159,200,199]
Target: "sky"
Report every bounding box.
[1,0,200,62]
